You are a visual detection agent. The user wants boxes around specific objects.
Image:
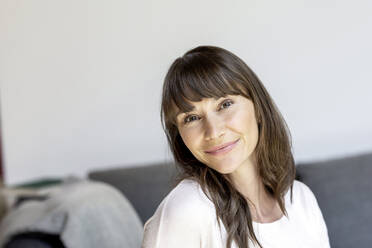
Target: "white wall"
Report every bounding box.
[1,0,371,185]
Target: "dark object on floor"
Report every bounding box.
[5,232,64,248]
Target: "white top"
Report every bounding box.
[142,179,331,248]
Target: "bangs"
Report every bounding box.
[164,58,249,122]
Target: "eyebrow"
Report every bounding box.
[175,106,195,118]
[174,96,229,118]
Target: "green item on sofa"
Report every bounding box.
[13,178,62,189]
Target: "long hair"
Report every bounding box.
[161,46,296,248]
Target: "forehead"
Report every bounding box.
[177,96,220,111]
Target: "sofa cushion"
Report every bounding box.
[89,163,178,223]
[296,152,372,248]
[89,152,372,248]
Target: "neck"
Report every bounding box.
[227,157,281,222]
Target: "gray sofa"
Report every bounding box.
[89,152,372,248]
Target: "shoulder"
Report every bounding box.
[291,180,317,202]
[160,179,214,218]
[145,179,215,227]
[142,179,216,247]
[287,180,320,215]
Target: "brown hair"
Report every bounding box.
[161,46,296,248]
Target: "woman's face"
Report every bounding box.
[175,94,259,175]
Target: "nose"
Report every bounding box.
[203,114,225,141]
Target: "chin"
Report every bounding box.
[218,168,238,175]
[210,163,239,175]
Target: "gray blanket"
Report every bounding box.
[0,179,143,248]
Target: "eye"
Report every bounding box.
[184,115,200,124]
[219,99,234,110]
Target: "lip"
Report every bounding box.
[205,139,240,155]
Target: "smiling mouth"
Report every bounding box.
[205,139,240,155]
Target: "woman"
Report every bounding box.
[142,46,330,248]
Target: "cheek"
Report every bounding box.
[226,109,253,131]
[227,109,259,145]
[179,127,200,153]
[243,115,259,147]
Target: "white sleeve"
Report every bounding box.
[302,183,331,248]
[141,187,213,248]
